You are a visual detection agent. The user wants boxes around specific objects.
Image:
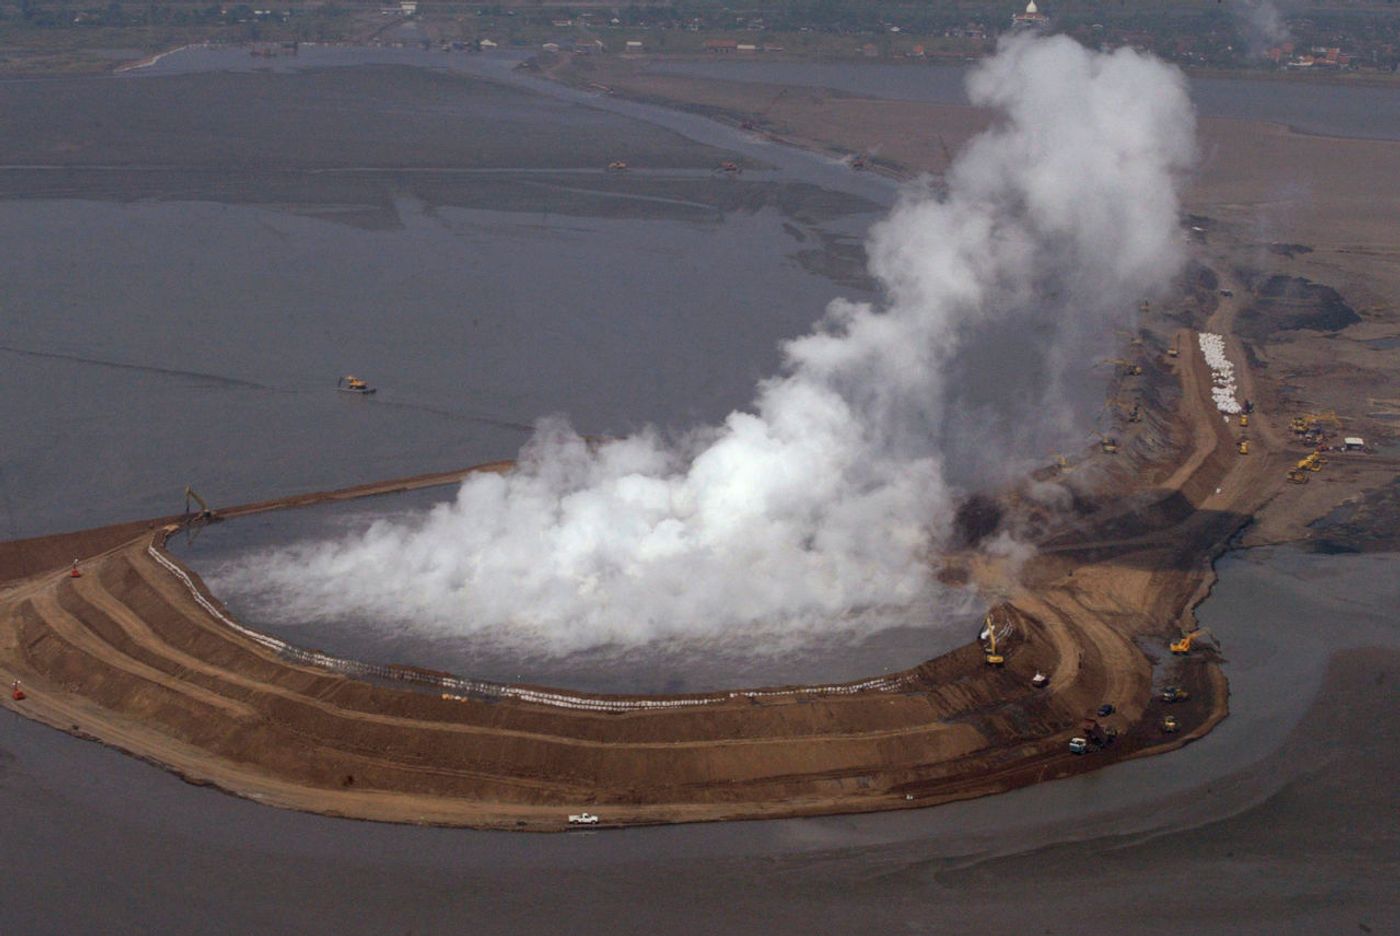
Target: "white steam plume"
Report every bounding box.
[1233,1,1294,58]
[215,36,1196,656]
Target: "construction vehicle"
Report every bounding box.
[1126,402,1143,423]
[1096,433,1120,455]
[568,812,599,825]
[1032,672,1049,688]
[1102,358,1143,377]
[1170,628,1210,655]
[980,611,1005,666]
[10,680,23,702]
[1286,468,1310,484]
[1068,737,1089,755]
[1161,686,1189,703]
[1082,718,1117,748]
[1296,452,1324,473]
[1097,703,1115,717]
[1239,413,1249,428]
[338,375,376,395]
[1166,333,1181,359]
[183,486,215,523]
[606,160,628,172]
[1161,714,1180,733]
[1238,439,1250,456]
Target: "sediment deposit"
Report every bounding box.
[0,311,1267,830]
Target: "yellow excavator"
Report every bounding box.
[1170,627,1211,655]
[1238,439,1250,456]
[982,611,1005,666]
[1096,432,1120,455]
[338,375,376,395]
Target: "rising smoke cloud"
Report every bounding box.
[1232,0,1295,58]
[215,35,1197,656]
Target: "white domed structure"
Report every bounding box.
[1013,1,1050,28]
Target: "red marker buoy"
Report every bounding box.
[70,559,82,578]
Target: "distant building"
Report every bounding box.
[1012,1,1049,29]
[737,43,757,53]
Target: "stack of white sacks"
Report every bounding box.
[1198,332,1241,415]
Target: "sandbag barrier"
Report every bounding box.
[1198,332,1242,415]
[145,534,920,712]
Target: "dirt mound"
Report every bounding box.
[1236,274,1360,339]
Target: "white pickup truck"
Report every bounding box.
[568,812,599,825]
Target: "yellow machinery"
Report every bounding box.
[1239,413,1249,428]
[1238,439,1249,456]
[982,612,1005,666]
[1291,411,1342,436]
[1166,333,1180,359]
[1097,433,1120,455]
[337,375,376,394]
[1170,628,1209,655]
[1287,468,1309,484]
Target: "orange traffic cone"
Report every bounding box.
[11,680,24,701]
[70,559,82,578]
